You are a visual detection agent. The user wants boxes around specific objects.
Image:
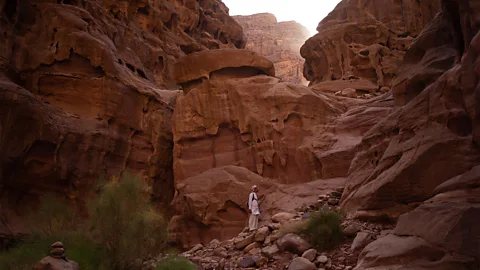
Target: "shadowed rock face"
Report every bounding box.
[301,0,441,97]
[346,0,480,268]
[0,0,245,242]
[233,13,310,85]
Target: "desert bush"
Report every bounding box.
[299,210,344,250]
[156,255,196,270]
[1,172,168,270]
[89,172,168,270]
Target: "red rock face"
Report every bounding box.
[170,49,363,185]
[301,0,441,98]
[233,13,310,85]
[0,0,245,239]
[345,0,480,268]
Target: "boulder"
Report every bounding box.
[244,242,261,253]
[343,223,362,237]
[272,212,296,223]
[261,244,280,258]
[238,256,259,268]
[234,234,255,250]
[350,232,375,252]
[254,227,270,242]
[288,257,317,270]
[316,255,328,264]
[277,233,312,255]
[301,249,317,262]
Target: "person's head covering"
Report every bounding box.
[252,185,257,191]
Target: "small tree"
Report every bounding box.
[89,172,168,270]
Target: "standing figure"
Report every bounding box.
[248,185,261,231]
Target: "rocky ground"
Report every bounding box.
[147,189,394,270]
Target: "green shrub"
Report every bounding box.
[89,172,168,270]
[156,255,196,270]
[1,172,168,270]
[299,210,344,250]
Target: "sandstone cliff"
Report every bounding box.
[301,0,441,98]
[234,13,310,85]
[0,0,245,243]
[344,0,480,268]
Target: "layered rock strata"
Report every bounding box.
[234,13,310,85]
[342,0,480,268]
[0,0,246,243]
[301,0,442,97]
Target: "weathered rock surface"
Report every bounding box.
[288,257,317,270]
[277,233,311,255]
[301,0,441,97]
[169,165,345,247]
[172,53,342,183]
[172,48,394,184]
[341,0,480,216]
[0,0,245,244]
[346,0,480,269]
[234,13,310,85]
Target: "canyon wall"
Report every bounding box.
[233,13,310,85]
[301,0,441,98]
[0,0,245,244]
[345,0,480,268]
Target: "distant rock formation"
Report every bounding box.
[233,13,310,85]
[301,0,441,98]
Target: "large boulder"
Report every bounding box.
[277,233,312,255]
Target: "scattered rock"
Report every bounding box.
[208,239,221,249]
[261,244,280,258]
[238,256,259,268]
[278,233,312,255]
[213,247,228,258]
[254,227,270,242]
[343,223,362,237]
[189,244,204,253]
[234,234,255,249]
[244,242,261,253]
[255,256,268,267]
[351,232,375,252]
[288,257,317,270]
[272,212,296,223]
[301,248,317,262]
[316,255,329,264]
